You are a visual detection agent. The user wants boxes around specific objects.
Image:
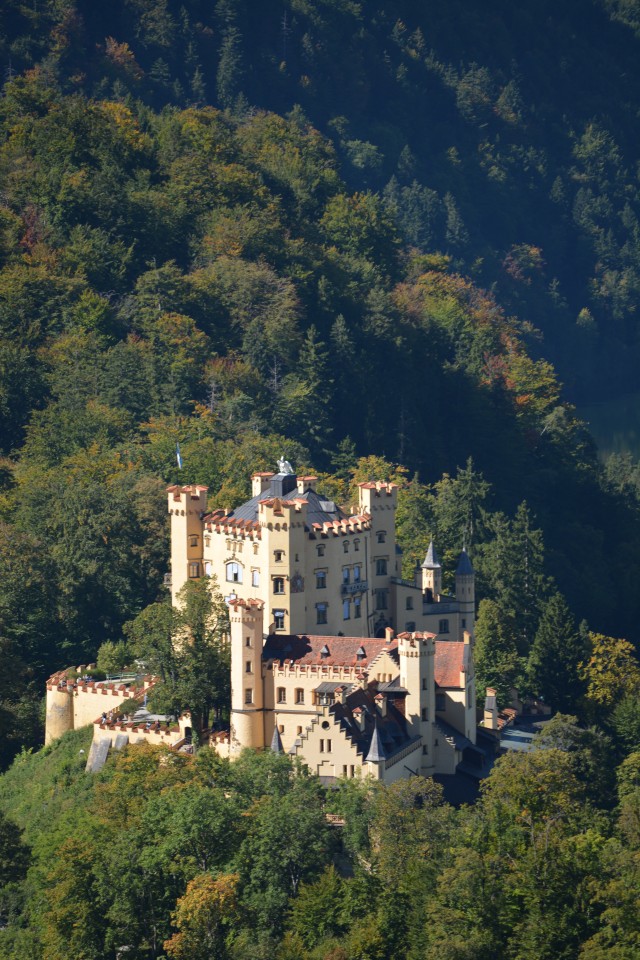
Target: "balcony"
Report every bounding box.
[341,580,368,596]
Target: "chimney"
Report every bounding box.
[297,476,317,494]
[374,692,388,718]
[252,472,274,496]
[385,627,395,644]
[484,688,499,732]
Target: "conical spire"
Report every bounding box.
[456,548,474,576]
[270,726,284,754]
[422,540,441,569]
[365,722,385,763]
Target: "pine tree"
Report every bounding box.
[528,593,586,712]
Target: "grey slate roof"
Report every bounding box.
[435,717,473,751]
[226,474,345,527]
[455,548,474,576]
[365,723,385,763]
[422,540,441,568]
[270,726,284,754]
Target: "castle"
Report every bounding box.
[46,464,495,782]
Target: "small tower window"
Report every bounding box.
[354,597,362,619]
[277,687,286,703]
[204,536,211,547]
[316,570,327,589]
[376,559,387,576]
[245,661,252,674]
[245,688,253,704]
[204,561,212,576]
[295,688,304,704]
[354,539,360,552]
[376,589,388,610]
[343,541,349,553]
[317,544,325,557]
[342,567,350,584]
[406,596,413,610]
[316,603,328,625]
[353,565,361,582]
[189,562,200,578]
[439,619,449,634]
[273,577,285,595]
[273,609,285,630]
[226,562,242,583]
[377,531,386,543]
[252,569,260,587]
[190,535,199,547]
[274,550,284,562]
[245,636,252,648]
[343,599,350,620]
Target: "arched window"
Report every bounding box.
[226,562,242,583]
[343,541,349,553]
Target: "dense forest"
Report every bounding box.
[0,721,638,959]
[0,2,639,954]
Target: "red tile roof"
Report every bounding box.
[263,633,398,668]
[434,641,465,688]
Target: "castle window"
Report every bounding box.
[377,531,386,544]
[461,618,466,629]
[320,739,324,752]
[273,577,285,594]
[273,609,285,630]
[190,535,199,547]
[205,536,211,548]
[421,707,428,721]
[189,562,200,578]
[317,545,325,557]
[252,569,260,587]
[204,561,212,576]
[376,589,388,610]
[376,558,387,576]
[277,687,286,703]
[406,596,414,610]
[245,688,253,704]
[316,570,327,589]
[354,597,362,619]
[350,765,355,777]
[354,539,360,552]
[439,619,449,634]
[343,541,349,553]
[436,693,445,711]
[295,688,304,704]
[405,621,416,631]
[245,636,252,648]
[226,562,242,583]
[343,599,350,620]
[342,567,350,584]
[253,543,259,555]
[297,726,302,735]
[316,603,327,625]
[326,739,332,752]
[245,661,252,674]
[343,765,348,777]
[422,678,427,690]
[274,550,284,562]
[353,565,361,582]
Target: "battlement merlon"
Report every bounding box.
[357,481,398,514]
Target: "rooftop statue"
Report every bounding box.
[278,456,294,475]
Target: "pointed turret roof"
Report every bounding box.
[270,726,284,754]
[365,722,386,763]
[456,548,474,576]
[422,540,441,569]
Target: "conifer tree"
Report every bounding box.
[528,592,586,713]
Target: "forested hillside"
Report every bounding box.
[0,0,640,763]
[0,724,638,959]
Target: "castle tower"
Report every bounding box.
[45,684,74,744]
[398,631,435,775]
[167,485,208,606]
[421,541,442,599]
[229,599,265,756]
[455,548,475,636]
[358,482,398,633]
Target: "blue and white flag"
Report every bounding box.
[176,442,183,470]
